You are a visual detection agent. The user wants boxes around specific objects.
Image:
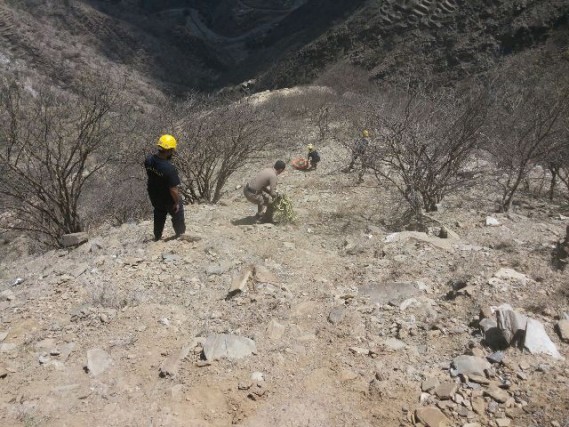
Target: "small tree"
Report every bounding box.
[485,57,569,211]
[367,85,488,215]
[0,77,129,246]
[174,99,273,204]
[557,138,569,202]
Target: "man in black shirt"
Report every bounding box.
[144,134,186,241]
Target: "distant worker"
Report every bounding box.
[144,134,186,241]
[347,129,371,183]
[244,160,286,221]
[307,144,321,170]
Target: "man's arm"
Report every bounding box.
[169,186,181,213]
[268,175,278,198]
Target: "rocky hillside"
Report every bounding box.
[255,0,569,88]
[2,0,566,93]
[1,111,568,426]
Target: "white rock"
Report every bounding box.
[382,338,407,351]
[0,343,17,353]
[485,216,500,226]
[493,268,529,285]
[86,348,112,376]
[228,266,254,296]
[203,334,257,361]
[524,318,562,359]
[251,371,264,382]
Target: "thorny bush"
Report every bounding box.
[0,76,134,247]
[175,98,274,203]
[366,85,488,215]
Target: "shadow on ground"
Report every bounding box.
[231,216,259,226]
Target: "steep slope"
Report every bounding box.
[0,1,224,94]
[1,120,568,426]
[254,0,569,88]
[3,0,567,94]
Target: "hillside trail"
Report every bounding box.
[1,141,569,426]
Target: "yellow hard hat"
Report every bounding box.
[157,134,177,150]
[362,130,369,137]
[307,144,314,152]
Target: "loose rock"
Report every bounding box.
[434,382,457,400]
[159,346,190,378]
[524,318,562,359]
[415,406,450,427]
[328,306,346,324]
[484,386,509,403]
[203,334,256,361]
[451,355,491,377]
[228,266,254,297]
[86,348,112,377]
[555,319,569,343]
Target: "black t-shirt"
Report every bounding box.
[308,151,320,162]
[144,154,180,206]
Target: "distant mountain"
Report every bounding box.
[1,0,567,95]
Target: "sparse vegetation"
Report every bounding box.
[0,76,134,247]
[363,84,488,216]
[484,55,569,212]
[174,98,275,204]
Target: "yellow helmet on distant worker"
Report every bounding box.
[307,144,315,152]
[157,134,177,150]
[362,130,369,138]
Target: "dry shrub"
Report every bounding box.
[366,84,488,216]
[484,51,569,211]
[175,98,275,203]
[0,75,136,247]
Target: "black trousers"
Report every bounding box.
[153,200,185,240]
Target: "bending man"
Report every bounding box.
[244,160,286,220]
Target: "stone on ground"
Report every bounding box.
[86,348,112,377]
[496,307,527,345]
[203,334,257,361]
[254,265,279,284]
[523,318,562,359]
[555,319,569,343]
[434,382,458,400]
[266,319,286,340]
[328,306,346,324]
[228,266,254,296]
[359,281,422,305]
[415,406,451,426]
[451,355,490,377]
[62,232,89,247]
[159,346,190,378]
